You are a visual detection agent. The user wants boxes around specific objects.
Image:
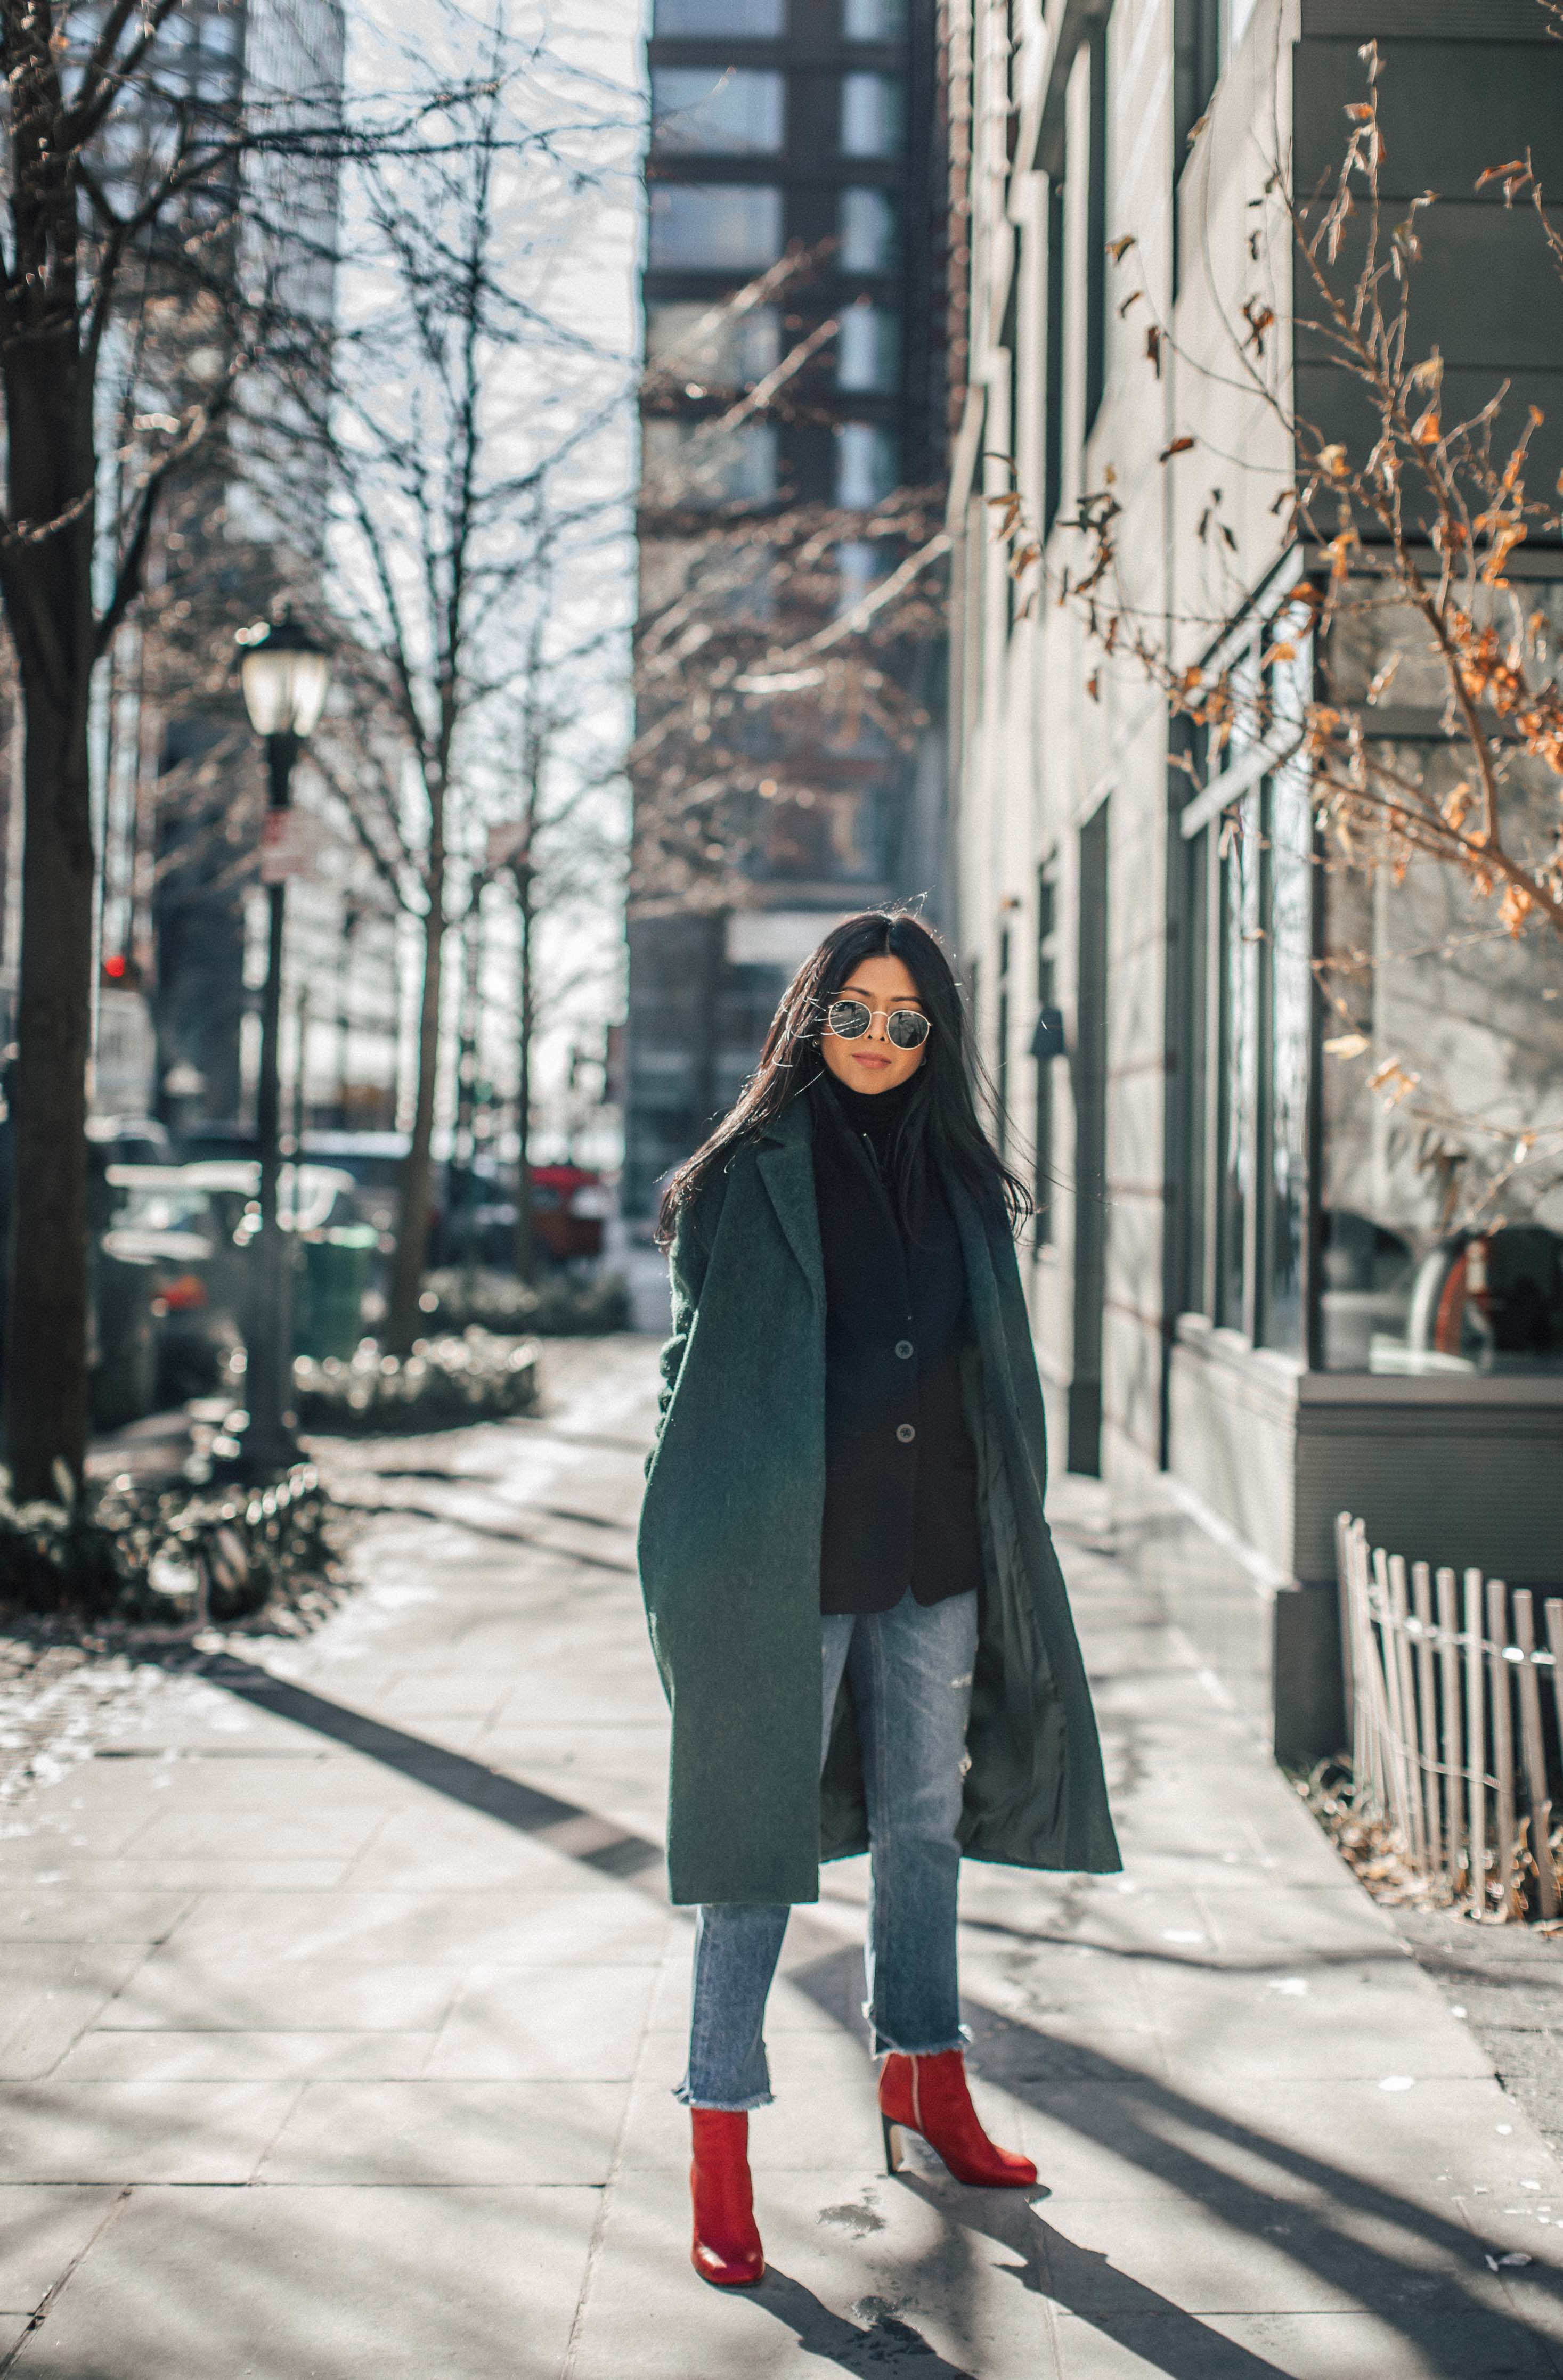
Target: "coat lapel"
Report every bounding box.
[756,1093,825,1306]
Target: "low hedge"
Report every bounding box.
[0,1460,336,1625]
[419,1267,631,1337]
[291,1328,540,1433]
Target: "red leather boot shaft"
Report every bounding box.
[878,2050,1037,2189]
[689,2108,765,2285]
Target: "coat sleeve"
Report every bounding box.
[646,1179,722,1470]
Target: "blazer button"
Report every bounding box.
[895,1339,914,1359]
[896,1422,916,1444]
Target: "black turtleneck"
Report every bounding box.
[811,1067,984,1615]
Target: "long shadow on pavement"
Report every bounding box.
[185,1656,1562,2380]
[750,2273,979,2376]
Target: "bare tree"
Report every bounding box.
[0,0,493,1495]
[289,58,631,1347]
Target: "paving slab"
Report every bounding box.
[0,2185,120,2312]
[0,1945,148,2080]
[4,2184,600,2380]
[257,2076,629,2183]
[425,1960,659,2078]
[0,2082,297,2181]
[52,2028,439,2081]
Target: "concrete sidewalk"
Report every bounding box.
[1,1334,1560,2377]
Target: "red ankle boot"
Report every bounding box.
[878,2050,1037,2189]
[689,2109,765,2286]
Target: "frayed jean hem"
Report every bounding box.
[869,2023,970,2060]
[673,2083,775,2112]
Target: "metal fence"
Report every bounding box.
[1334,1512,1562,1921]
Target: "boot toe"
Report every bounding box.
[692,2239,766,2286]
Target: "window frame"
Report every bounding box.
[1175,551,1321,1360]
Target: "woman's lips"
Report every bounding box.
[852,1052,892,1069]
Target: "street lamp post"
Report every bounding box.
[237,615,331,1477]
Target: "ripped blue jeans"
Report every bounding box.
[678,1588,979,2110]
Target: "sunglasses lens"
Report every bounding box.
[888,1011,931,1049]
[827,1000,870,1040]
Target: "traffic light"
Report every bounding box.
[100,952,144,990]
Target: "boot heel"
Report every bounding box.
[882,2116,906,2175]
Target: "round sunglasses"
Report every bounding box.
[825,997,932,1051]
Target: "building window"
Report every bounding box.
[1182,827,1210,1307]
[1043,176,1064,535]
[840,72,904,157]
[835,538,884,614]
[1172,0,1219,164]
[1175,587,1563,1375]
[641,418,779,507]
[1267,765,1310,1352]
[834,420,898,505]
[1179,612,1315,1348]
[843,0,905,35]
[836,299,900,391]
[1317,774,1563,1375]
[1171,0,1219,293]
[840,185,899,273]
[645,301,782,386]
[1084,17,1109,435]
[1035,871,1057,1242]
[646,183,784,272]
[651,68,785,154]
[653,0,785,30]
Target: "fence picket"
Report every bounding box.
[1436,1566,1464,1894]
[1512,1591,1558,1922]
[1336,1512,1358,1762]
[1349,1523,1384,1815]
[1546,1602,1563,1898]
[1411,1560,1441,1870]
[1387,1555,1426,1866]
[1466,1568,1487,1917]
[1487,1579,1518,1920]
[1372,1547,1412,1843]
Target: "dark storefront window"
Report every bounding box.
[1266,764,1310,1351]
[1182,826,1209,1309]
[1179,606,1315,1352]
[1217,794,1255,1330]
[1179,581,1563,1372]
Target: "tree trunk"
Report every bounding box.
[384,879,446,1352]
[512,865,538,1283]
[1,283,99,1500]
[5,672,94,1500]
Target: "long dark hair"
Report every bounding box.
[655,907,1033,1246]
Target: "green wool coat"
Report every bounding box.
[637,1090,1121,1907]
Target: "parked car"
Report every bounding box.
[97,1169,245,1415]
[433,1162,610,1270]
[94,1161,362,1424]
[87,1113,173,1168]
[531,1165,610,1263]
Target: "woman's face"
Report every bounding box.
[820,952,929,1095]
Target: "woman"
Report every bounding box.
[639,909,1119,2288]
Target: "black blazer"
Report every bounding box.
[811,1076,984,1614]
